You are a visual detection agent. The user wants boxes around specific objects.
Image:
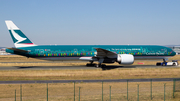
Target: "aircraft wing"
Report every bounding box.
[95,48,117,58]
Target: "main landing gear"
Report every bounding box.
[86,61,106,68]
[95,64,106,68]
[86,61,96,66]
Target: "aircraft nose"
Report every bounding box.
[172,51,176,56]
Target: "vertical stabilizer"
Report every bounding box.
[5,20,36,48]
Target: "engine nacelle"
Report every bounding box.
[117,54,134,64]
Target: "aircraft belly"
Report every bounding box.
[36,57,81,61]
[134,56,173,60]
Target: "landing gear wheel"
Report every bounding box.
[101,64,106,68]
[96,64,101,68]
[95,64,101,68]
[95,64,106,68]
[86,63,90,66]
[86,63,96,67]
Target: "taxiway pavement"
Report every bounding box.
[0,65,179,70]
[0,78,179,84]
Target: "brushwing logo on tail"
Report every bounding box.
[10,27,27,44]
[6,20,36,48]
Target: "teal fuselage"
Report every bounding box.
[6,45,176,60]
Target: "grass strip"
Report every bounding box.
[0,68,179,81]
[0,81,180,101]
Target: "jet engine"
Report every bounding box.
[117,54,134,64]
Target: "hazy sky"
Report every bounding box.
[0,0,180,47]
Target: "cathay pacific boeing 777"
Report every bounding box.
[5,20,176,67]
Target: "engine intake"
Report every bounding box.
[117,54,134,64]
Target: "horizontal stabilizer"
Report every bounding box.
[7,48,28,53]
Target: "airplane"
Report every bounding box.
[5,20,176,67]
